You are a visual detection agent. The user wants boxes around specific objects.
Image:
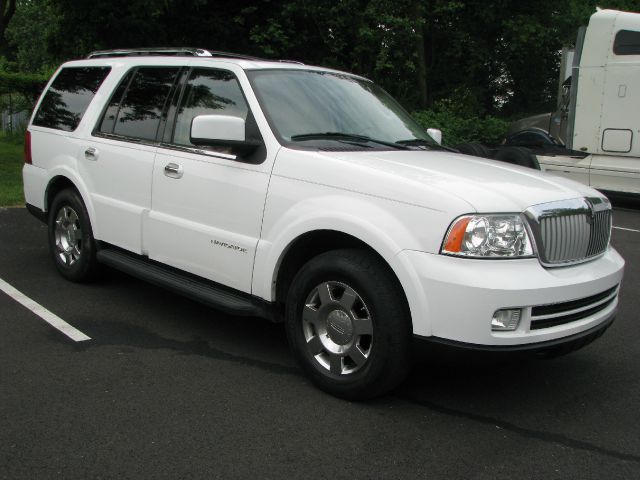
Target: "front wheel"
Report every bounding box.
[48,188,101,282]
[285,249,412,400]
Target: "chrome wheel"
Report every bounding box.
[302,281,373,375]
[54,206,83,266]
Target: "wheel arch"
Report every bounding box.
[44,169,96,229]
[261,227,427,334]
[274,230,398,303]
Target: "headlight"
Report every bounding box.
[441,214,534,258]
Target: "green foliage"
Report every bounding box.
[412,89,509,146]
[5,0,60,72]
[0,69,47,99]
[2,0,639,131]
[0,134,24,205]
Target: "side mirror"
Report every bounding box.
[427,128,442,145]
[190,115,261,154]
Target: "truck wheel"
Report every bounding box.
[455,142,491,158]
[285,249,412,400]
[492,146,541,170]
[48,189,101,282]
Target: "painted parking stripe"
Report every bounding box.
[613,226,640,233]
[0,277,91,342]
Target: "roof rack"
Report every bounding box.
[86,48,265,61]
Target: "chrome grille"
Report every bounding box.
[586,210,613,256]
[524,197,612,266]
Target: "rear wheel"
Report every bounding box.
[48,189,101,282]
[285,249,412,400]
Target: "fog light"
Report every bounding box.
[491,309,521,331]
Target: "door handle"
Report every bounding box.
[164,162,184,179]
[84,147,98,161]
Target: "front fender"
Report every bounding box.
[252,177,445,335]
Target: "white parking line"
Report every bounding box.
[0,277,91,342]
[613,226,640,233]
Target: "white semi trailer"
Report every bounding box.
[463,9,640,198]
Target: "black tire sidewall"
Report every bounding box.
[48,189,99,282]
[285,249,411,400]
[455,142,490,159]
[493,146,540,170]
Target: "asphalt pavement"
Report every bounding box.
[1,206,639,479]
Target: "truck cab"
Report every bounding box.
[505,9,640,197]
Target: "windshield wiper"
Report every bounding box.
[290,132,409,150]
[396,139,457,152]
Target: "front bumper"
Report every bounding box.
[399,247,624,346]
[414,309,614,353]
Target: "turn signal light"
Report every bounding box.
[442,216,471,253]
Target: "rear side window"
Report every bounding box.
[33,67,111,131]
[97,70,134,134]
[613,30,640,55]
[99,67,179,142]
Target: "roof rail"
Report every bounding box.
[86,48,265,61]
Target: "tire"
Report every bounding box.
[455,142,491,158]
[48,188,101,282]
[492,146,541,170]
[285,249,412,400]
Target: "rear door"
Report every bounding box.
[83,66,181,253]
[147,66,271,293]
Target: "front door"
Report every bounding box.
[147,67,271,293]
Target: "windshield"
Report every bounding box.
[247,69,436,147]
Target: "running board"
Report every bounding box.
[96,249,277,321]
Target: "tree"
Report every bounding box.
[0,0,16,54]
[5,0,60,72]
[4,0,640,118]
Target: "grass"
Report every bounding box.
[0,133,25,206]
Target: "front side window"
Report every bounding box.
[33,67,111,131]
[100,67,179,141]
[613,30,640,55]
[172,68,249,147]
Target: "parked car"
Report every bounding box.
[23,48,625,399]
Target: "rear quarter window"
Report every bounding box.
[33,67,111,132]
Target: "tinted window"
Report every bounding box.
[97,70,134,134]
[172,68,248,146]
[248,70,435,145]
[33,67,111,131]
[613,30,640,55]
[112,67,179,141]
[509,131,552,146]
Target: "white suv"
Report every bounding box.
[23,48,625,399]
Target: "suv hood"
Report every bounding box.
[274,148,603,213]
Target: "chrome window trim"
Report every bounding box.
[158,143,238,161]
